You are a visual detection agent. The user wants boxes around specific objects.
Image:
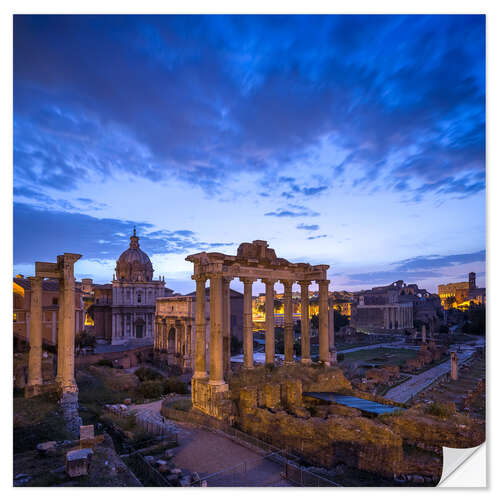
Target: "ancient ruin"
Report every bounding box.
[25,253,82,434]
[451,351,459,380]
[186,240,337,419]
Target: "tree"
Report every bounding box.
[334,310,349,331]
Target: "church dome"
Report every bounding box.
[115,228,154,282]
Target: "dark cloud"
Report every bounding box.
[297,223,319,231]
[14,15,484,200]
[13,202,232,264]
[391,250,485,272]
[344,249,485,286]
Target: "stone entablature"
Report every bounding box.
[186,240,336,420]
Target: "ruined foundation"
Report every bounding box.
[60,391,83,437]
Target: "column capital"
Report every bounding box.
[222,276,232,285]
[298,279,311,287]
[262,278,276,286]
[239,277,256,285]
[280,279,294,288]
[206,272,222,280]
[193,274,208,283]
[316,279,330,287]
[29,275,43,285]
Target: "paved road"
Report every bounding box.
[384,341,482,403]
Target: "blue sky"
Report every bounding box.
[13,15,486,294]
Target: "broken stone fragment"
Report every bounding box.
[36,441,57,456]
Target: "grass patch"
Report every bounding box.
[134,366,164,382]
[167,398,192,411]
[341,347,418,366]
[77,370,131,415]
[13,392,73,453]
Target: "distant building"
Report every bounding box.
[438,272,485,310]
[350,280,442,332]
[85,229,173,344]
[13,275,85,349]
[154,288,244,373]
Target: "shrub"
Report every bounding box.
[425,401,455,418]
[136,380,164,399]
[94,359,113,368]
[134,367,164,382]
[163,379,188,395]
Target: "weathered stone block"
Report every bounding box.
[66,448,93,477]
[284,379,303,408]
[264,383,281,409]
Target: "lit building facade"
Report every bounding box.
[438,272,486,310]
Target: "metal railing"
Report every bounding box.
[124,451,171,486]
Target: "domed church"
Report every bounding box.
[111,228,171,345]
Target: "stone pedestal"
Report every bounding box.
[191,377,231,421]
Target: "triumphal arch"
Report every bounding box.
[186,240,336,419]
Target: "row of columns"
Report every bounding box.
[26,255,80,397]
[193,274,336,387]
[383,305,413,329]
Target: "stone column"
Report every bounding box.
[194,275,207,379]
[56,282,65,384]
[299,280,311,364]
[318,280,330,365]
[61,259,79,393]
[222,277,231,374]
[281,280,294,364]
[451,351,458,380]
[52,311,57,345]
[263,279,276,365]
[328,298,337,364]
[209,274,224,385]
[26,276,43,395]
[240,278,255,369]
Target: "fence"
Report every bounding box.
[283,461,339,486]
[134,413,178,443]
[124,451,171,486]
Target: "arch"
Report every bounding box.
[168,327,176,353]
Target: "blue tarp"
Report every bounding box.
[303,392,403,416]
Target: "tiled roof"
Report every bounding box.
[14,277,83,293]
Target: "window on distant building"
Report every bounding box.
[52,297,58,305]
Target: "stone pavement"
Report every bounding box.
[384,343,481,403]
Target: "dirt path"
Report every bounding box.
[128,399,290,486]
